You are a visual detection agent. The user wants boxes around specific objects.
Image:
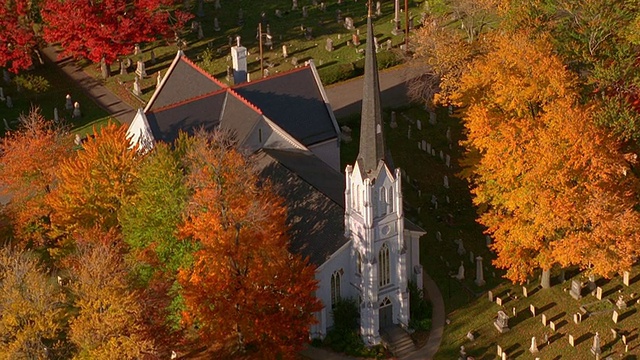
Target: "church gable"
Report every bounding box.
[146,52,226,111]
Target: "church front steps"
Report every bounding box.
[381,326,417,358]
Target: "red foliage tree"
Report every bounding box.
[0,0,39,73]
[41,0,191,64]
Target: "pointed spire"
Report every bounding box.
[357,4,386,176]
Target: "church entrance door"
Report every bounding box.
[379,297,393,329]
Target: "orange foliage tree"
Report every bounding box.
[457,31,640,285]
[48,123,140,234]
[0,109,73,247]
[177,132,321,359]
[67,231,155,359]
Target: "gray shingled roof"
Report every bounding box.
[145,90,227,143]
[233,67,338,146]
[148,56,225,111]
[255,150,346,266]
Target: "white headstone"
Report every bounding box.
[529,337,538,353]
[612,310,619,324]
[541,313,547,326]
[529,304,536,317]
[54,107,59,122]
[444,175,449,189]
[135,60,147,77]
[569,334,574,347]
[65,94,73,110]
[596,286,603,300]
[623,271,630,286]
[591,332,601,355]
[522,286,528,298]
[157,71,163,87]
[475,256,485,286]
[445,154,451,167]
[549,320,556,331]
[488,290,493,302]
[456,262,465,280]
[416,119,421,130]
[72,101,81,118]
[133,76,141,96]
[496,297,502,306]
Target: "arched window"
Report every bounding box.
[356,252,362,275]
[388,187,394,213]
[355,184,360,210]
[379,187,386,216]
[379,243,390,287]
[331,270,341,307]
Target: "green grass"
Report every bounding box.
[83,0,428,105]
[1,61,113,137]
[340,104,640,359]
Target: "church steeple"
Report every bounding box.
[357,3,386,176]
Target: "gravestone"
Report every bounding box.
[5,96,12,108]
[376,1,381,15]
[522,286,528,298]
[459,346,466,360]
[292,0,298,10]
[198,23,204,39]
[488,290,494,302]
[431,149,435,156]
[74,134,82,145]
[588,274,596,291]
[390,111,397,128]
[65,94,73,110]
[214,17,221,31]
[133,76,141,96]
[427,143,432,153]
[496,297,502,306]
[497,345,502,356]
[134,43,141,55]
[386,39,392,50]
[529,337,538,354]
[617,295,627,310]
[466,332,474,341]
[469,251,474,264]
[446,154,451,167]
[421,140,426,151]
[444,175,449,189]
[623,334,627,345]
[150,50,156,64]
[341,126,352,143]
[54,108,59,123]
[325,38,334,51]
[529,304,536,317]
[612,310,619,324]
[302,6,308,17]
[156,71,163,87]
[596,286,603,300]
[352,33,360,46]
[135,60,147,78]
[440,150,444,160]
[569,334,574,347]
[417,119,422,130]
[436,231,441,242]
[570,280,582,300]
[344,17,354,30]
[573,313,579,324]
[305,27,313,40]
[623,271,630,286]
[407,126,411,139]
[455,262,465,280]
[512,307,516,317]
[336,9,343,23]
[541,313,547,326]
[72,102,81,118]
[549,320,556,331]
[611,328,617,340]
[494,311,509,333]
[475,257,486,286]
[591,332,601,355]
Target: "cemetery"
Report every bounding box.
[82,0,426,107]
[339,101,640,358]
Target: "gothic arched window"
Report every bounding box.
[388,186,394,213]
[356,252,362,275]
[331,270,342,307]
[379,187,386,216]
[379,243,390,287]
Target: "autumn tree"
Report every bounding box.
[0,108,73,248]
[0,0,40,73]
[177,131,321,359]
[0,247,67,358]
[48,123,139,234]
[41,0,191,65]
[458,31,640,285]
[67,231,155,359]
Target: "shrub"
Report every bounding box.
[408,280,433,331]
[318,63,356,85]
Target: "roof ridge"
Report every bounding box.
[180,55,228,89]
[231,64,310,89]
[150,88,228,113]
[226,88,263,115]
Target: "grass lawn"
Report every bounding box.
[82,0,427,107]
[339,104,640,359]
[1,60,113,138]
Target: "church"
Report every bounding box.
[126,11,424,345]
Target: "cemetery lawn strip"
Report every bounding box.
[2,59,112,137]
[81,0,425,103]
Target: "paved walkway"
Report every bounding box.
[40,46,136,125]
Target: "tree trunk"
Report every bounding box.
[540,269,551,289]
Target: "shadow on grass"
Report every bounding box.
[575,331,594,347]
[539,302,557,313]
[619,308,638,323]
[603,284,623,298]
[550,312,566,323]
[504,343,522,358]
[556,319,568,331]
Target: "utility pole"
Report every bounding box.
[404,0,409,53]
[259,23,264,78]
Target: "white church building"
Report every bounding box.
[127,12,424,345]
